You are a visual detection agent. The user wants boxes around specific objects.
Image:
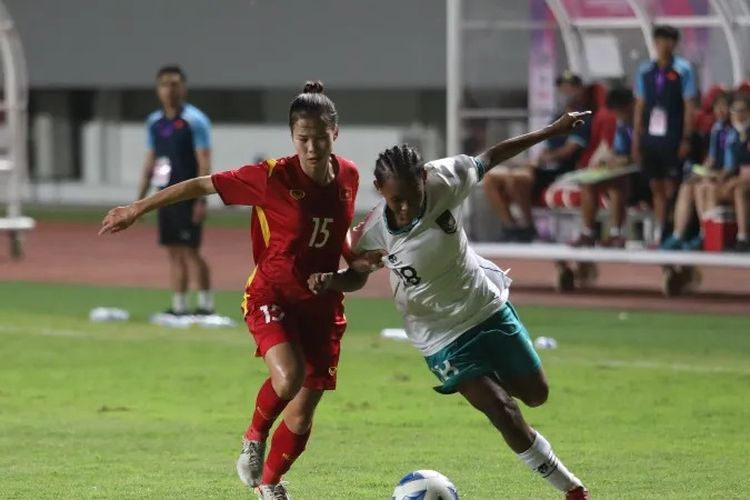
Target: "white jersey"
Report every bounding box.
[351,154,512,356]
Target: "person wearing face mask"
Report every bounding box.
[483,72,592,242]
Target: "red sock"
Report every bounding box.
[261,420,311,485]
[244,378,290,441]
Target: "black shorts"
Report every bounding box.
[640,143,682,181]
[628,172,652,205]
[158,200,202,248]
[533,167,567,200]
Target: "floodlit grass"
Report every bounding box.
[0,282,748,499]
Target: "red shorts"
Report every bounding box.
[244,292,346,391]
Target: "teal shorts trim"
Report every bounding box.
[424,302,542,394]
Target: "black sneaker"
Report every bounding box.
[163,308,187,317]
[501,226,520,242]
[732,239,750,253]
[516,225,537,243]
[193,307,215,316]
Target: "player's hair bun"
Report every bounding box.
[303,80,325,94]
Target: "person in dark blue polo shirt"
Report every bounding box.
[483,72,592,242]
[632,25,698,244]
[137,65,214,315]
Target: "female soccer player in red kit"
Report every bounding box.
[100,82,372,499]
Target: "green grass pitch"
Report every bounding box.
[1,281,748,499]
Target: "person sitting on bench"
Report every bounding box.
[662,90,733,250]
[725,93,750,252]
[570,88,635,248]
[483,72,591,242]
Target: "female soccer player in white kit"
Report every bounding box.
[308,112,591,500]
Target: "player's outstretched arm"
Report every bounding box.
[308,250,386,294]
[309,269,370,294]
[477,111,591,171]
[99,176,216,235]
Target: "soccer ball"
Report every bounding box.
[392,470,460,500]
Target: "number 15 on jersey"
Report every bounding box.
[309,217,333,248]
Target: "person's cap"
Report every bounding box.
[555,70,583,86]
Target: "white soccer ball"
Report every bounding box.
[392,470,460,500]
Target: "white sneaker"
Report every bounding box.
[256,483,291,500]
[236,438,266,487]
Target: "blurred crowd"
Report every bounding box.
[477,25,750,253]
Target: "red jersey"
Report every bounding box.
[211,154,359,311]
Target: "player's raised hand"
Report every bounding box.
[550,110,591,135]
[350,250,387,274]
[308,272,334,295]
[99,204,139,235]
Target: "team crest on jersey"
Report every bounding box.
[339,188,353,201]
[436,210,457,234]
[289,189,306,200]
[173,119,185,129]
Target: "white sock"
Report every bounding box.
[672,230,681,240]
[654,226,663,242]
[517,432,582,493]
[172,293,187,313]
[738,233,748,242]
[198,290,214,310]
[580,226,593,237]
[609,226,622,237]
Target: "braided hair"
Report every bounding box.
[288,80,338,130]
[374,144,424,184]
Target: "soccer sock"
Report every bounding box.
[672,230,682,240]
[244,378,291,442]
[197,290,214,310]
[261,420,311,485]
[580,226,594,237]
[609,226,622,237]
[517,431,582,493]
[171,293,187,313]
[738,232,748,242]
[654,225,663,243]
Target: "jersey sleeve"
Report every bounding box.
[723,129,738,172]
[211,162,269,206]
[633,62,649,99]
[612,124,632,157]
[185,108,211,150]
[426,154,486,206]
[676,58,698,100]
[145,111,160,150]
[350,207,384,255]
[707,125,719,164]
[341,166,361,263]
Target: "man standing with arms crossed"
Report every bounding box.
[138,65,214,315]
